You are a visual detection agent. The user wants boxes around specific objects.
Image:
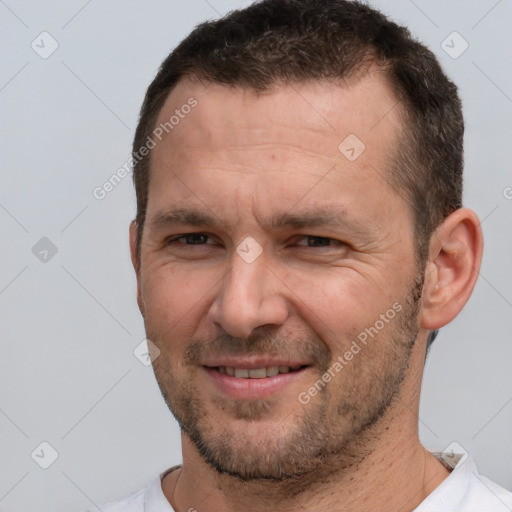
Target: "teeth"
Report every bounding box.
[249,368,267,378]
[266,366,279,377]
[219,366,301,378]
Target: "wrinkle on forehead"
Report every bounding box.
[175,143,343,170]
[154,73,402,156]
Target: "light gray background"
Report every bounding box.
[0,1,511,511]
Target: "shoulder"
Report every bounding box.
[82,486,145,512]
[419,452,512,511]
[461,471,512,510]
[81,466,180,512]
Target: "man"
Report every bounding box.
[90,0,512,510]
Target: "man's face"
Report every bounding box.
[133,73,424,480]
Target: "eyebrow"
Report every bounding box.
[149,208,218,230]
[148,206,356,232]
[268,208,350,230]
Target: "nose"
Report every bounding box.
[207,249,289,339]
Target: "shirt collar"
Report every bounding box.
[143,453,474,512]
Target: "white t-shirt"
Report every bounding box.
[87,452,512,511]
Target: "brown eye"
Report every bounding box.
[295,236,341,247]
[167,233,212,245]
[305,236,332,247]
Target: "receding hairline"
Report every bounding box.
[147,58,409,169]
[150,51,399,123]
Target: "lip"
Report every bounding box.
[203,357,309,370]
[203,365,310,399]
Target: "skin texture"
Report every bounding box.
[130,70,483,512]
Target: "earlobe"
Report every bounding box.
[129,220,145,316]
[420,208,483,330]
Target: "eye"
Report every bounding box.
[167,233,215,245]
[294,235,343,248]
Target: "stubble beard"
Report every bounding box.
[149,272,424,486]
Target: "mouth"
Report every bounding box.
[203,362,311,399]
[213,365,306,379]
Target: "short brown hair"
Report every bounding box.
[132,0,463,266]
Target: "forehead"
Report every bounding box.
[153,71,402,159]
[146,71,408,233]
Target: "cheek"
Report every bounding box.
[140,263,217,339]
[282,267,405,346]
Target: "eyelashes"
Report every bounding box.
[166,233,345,248]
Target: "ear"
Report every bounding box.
[420,208,483,330]
[129,220,145,316]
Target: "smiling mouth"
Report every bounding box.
[211,365,307,379]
